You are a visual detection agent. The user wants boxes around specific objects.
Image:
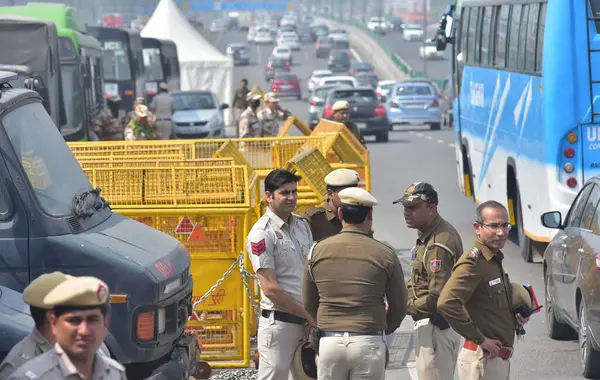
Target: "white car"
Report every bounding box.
[317,75,358,88]
[308,70,333,92]
[277,32,300,50]
[329,28,349,42]
[210,19,226,33]
[375,80,397,102]
[272,46,293,62]
[403,24,425,41]
[247,26,257,43]
[367,17,388,34]
[254,27,273,44]
[419,39,444,60]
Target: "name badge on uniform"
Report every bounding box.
[489,278,501,286]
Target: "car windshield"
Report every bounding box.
[3,103,93,216]
[276,74,297,81]
[324,79,354,87]
[276,48,290,54]
[331,89,376,101]
[314,87,336,98]
[101,40,132,81]
[313,72,332,79]
[172,93,216,110]
[396,85,433,96]
[331,52,348,58]
[143,48,164,81]
[60,64,85,132]
[380,82,396,91]
[406,24,423,30]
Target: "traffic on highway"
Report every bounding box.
[0,0,595,380]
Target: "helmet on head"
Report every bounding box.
[289,343,317,380]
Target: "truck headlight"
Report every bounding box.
[158,308,166,334]
[164,278,181,294]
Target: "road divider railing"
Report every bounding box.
[66,116,371,369]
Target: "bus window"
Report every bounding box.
[59,64,84,131]
[94,57,104,104]
[102,41,132,81]
[494,5,509,68]
[143,48,164,81]
[525,3,539,73]
[508,5,522,70]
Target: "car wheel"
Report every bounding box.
[579,301,600,378]
[545,270,577,340]
[430,122,441,130]
[376,131,389,143]
[297,93,302,100]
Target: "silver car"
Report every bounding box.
[171,91,229,139]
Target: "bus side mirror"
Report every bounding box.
[24,76,50,114]
[436,8,455,52]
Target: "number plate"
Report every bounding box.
[357,123,367,129]
[104,83,119,97]
[280,84,293,89]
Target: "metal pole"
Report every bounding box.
[362,0,367,24]
[422,0,428,77]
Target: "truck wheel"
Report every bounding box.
[430,122,441,130]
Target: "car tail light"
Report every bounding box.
[137,311,155,341]
[564,163,574,173]
[564,147,575,158]
[567,132,578,143]
[267,62,272,68]
[286,61,290,67]
[310,100,317,106]
[374,104,386,116]
[566,177,577,188]
[595,253,600,270]
[324,105,334,117]
[376,91,382,99]
[431,99,440,107]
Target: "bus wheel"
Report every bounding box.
[512,185,533,262]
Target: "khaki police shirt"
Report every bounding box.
[149,93,175,120]
[7,343,127,380]
[257,107,287,137]
[239,107,261,138]
[406,215,463,320]
[232,87,249,110]
[0,328,52,379]
[438,239,517,347]
[304,201,375,242]
[247,207,314,311]
[303,226,407,334]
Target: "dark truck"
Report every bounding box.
[0,70,204,379]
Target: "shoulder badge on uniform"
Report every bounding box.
[467,247,481,259]
[251,239,266,256]
[24,370,37,379]
[430,259,441,273]
[275,231,283,239]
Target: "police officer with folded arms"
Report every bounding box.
[303,168,362,241]
[0,272,110,379]
[438,201,530,380]
[8,276,126,380]
[394,182,463,380]
[246,169,315,380]
[303,187,407,380]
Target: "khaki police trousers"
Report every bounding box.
[156,120,173,140]
[317,333,386,380]
[457,346,510,380]
[257,316,305,380]
[413,319,461,380]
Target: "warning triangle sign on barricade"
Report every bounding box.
[188,224,207,242]
[175,216,195,234]
[189,311,202,321]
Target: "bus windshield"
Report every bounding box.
[60,64,84,131]
[3,103,93,216]
[102,40,132,81]
[143,48,164,81]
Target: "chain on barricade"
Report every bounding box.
[240,261,260,316]
[192,253,243,310]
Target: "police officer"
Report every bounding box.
[393,181,463,380]
[149,82,175,139]
[303,187,407,380]
[303,168,361,241]
[239,92,262,138]
[232,79,250,131]
[438,201,530,380]
[331,101,365,144]
[247,169,316,380]
[8,276,126,380]
[0,273,111,378]
[258,92,291,137]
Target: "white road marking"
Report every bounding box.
[449,143,455,148]
[416,133,424,137]
[350,48,362,62]
[408,130,415,134]
[437,139,444,143]
[426,136,433,140]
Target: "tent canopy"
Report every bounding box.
[141,0,233,122]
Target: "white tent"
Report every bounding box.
[141,0,233,124]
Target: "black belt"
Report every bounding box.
[261,309,306,325]
[321,331,384,337]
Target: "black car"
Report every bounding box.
[350,62,374,76]
[355,72,379,89]
[323,87,390,142]
[316,37,334,58]
[328,49,351,73]
[311,24,329,42]
[265,56,291,81]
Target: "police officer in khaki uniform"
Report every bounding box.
[149,82,175,139]
[393,181,463,380]
[0,273,110,379]
[247,169,316,380]
[331,101,365,145]
[232,79,250,130]
[303,187,407,380]
[438,201,530,380]
[8,276,127,380]
[258,92,291,137]
[239,92,262,138]
[303,168,361,241]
